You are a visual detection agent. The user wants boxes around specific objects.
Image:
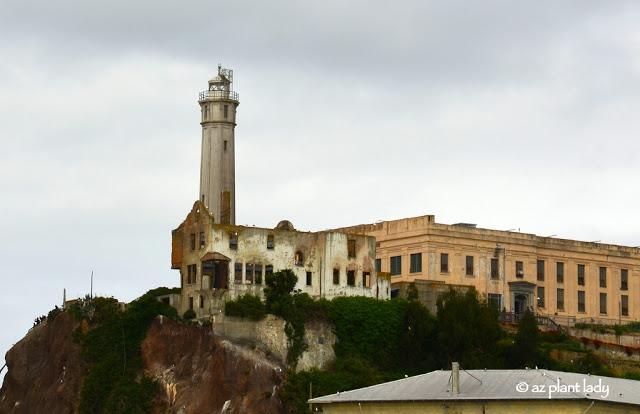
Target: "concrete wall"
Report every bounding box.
[211,314,336,372]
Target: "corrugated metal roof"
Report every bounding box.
[308,369,640,407]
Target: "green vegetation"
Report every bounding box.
[512,310,539,367]
[183,308,196,320]
[224,294,267,320]
[70,291,178,414]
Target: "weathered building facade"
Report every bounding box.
[335,215,640,324]
[171,201,390,317]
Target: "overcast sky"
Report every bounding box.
[2,1,640,378]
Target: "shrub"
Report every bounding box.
[224,294,266,321]
[183,309,196,320]
[540,330,567,344]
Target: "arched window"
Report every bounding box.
[295,251,304,266]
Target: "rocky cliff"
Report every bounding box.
[0,313,286,414]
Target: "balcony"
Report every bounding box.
[199,90,239,102]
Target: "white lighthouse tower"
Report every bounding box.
[198,64,239,225]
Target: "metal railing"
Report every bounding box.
[199,90,239,101]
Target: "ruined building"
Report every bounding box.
[170,66,389,317]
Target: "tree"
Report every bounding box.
[264,269,297,314]
[398,300,436,374]
[435,288,502,368]
[513,309,539,367]
[406,282,419,302]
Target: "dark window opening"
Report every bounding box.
[466,256,474,276]
[515,261,523,278]
[622,295,629,316]
[410,253,422,273]
[441,253,449,273]
[375,258,381,272]
[557,288,564,311]
[621,269,628,290]
[246,263,254,284]
[490,258,499,279]
[199,232,205,249]
[537,260,545,281]
[234,262,242,284]
[333,269,340,285]
[229,232,238,249]
[347,270,355,286]
[224,140,227,151]
[600,292,607,314]
[199,295,204,309]
[306,271,312,286]
[187,264,197,285]
[578,291,585,313]
[224,104,228,118]
[189,296,194,310]
[390,256,401,276]
[255,264,263,285]
[578,264,585,286]
[295,251,304,266]
[161,297,170,305]
[267,235,274,249]
[265,265,273,276]
[190,233,196,251]
[348,239,356,258]
[537,286,545,308]
[557,262,564,284]
[599,267,607,288]
[363,272,371,287]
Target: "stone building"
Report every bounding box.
[335,215,640,324]
[171,201,389,317]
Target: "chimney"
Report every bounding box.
[452,362,460,395]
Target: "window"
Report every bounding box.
[537,287,545,308]
[306,271,312,286]
[466,256,474,276]
[333,269,340,284]
[190,233,196,251]
[224,104,228,118]
[189,296,194,310]
[363,272,371,287]
[187,264,197,284]
[390,256,401,276]
[515,261,524,278]
[410,253,422,273]
[557,288,564,311]
[490,258,499,279]
[295,251,304,266]
[577,264,585,286]
[245,263,254,284]
[267,235,274,250]
[347,270,355,286]
[265,265,273,276]
[537,260,545,281]
[578,291,585,313]
[600,293,607,314]
[229,232,238,249]
[487,294,501,311]
[441,253,449,273]
[557,262,564,284]
[199,295,204,309]
[599,267,607,288]
[234,262,242,284]
[621,269,629,290]
[255,264,263,284]
[199,232,205,249]
[348,239,356,258]
[622,295,629,316]
[224,140,227,151]
[375,258,381,272]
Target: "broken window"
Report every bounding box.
[537,287,545,308]
[295,251,304,266]
[375,258,381,272]
[306,271,312,286]
[267,235,274,250]
[190,233,196,251]
[557,262,564,284]
[234,262,242,284]
[410,253,422,273]
[622,295,629,316]
[347,239,356,258]
[578,291,585,313]
[466,256,474,276]
[441,253,449,273]
[255,264,263,285]
[577,264,585,286]
[599,267,607,288]
[490,258,499,279]
[621,269,629,290]
[333,269,340,285]
[347,270,355,286]
[390,256,401,276]
[537,260,545,281]
[600,292,607,314]
[246,263,254,284]
[515,261,523,278]
[363,272,371,287]
[200,232,205,249]
[229,232,238,249]
[557,288,564,311]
